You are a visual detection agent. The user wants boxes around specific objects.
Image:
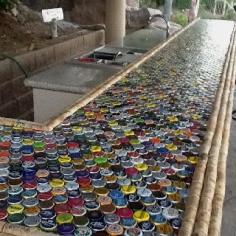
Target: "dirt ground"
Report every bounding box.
[0,4,80,56]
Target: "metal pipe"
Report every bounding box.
[149,14,170,39]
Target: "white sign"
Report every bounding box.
[42,8,64,23]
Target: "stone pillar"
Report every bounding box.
[105,0,126,44]
[163,0,173,22]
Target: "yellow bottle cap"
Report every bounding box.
[80,186,94,193]
[22,139,34,146]
[94,187,109,196]
[166,143,177,151]
[158,179,172,188]
[90,146,102,153]
[168,193,182,203]
[173,181,186,189]
[121,185,136,195]
[105,175,117,183]
[50,179,65,188]
[156,223,173,234]
[7,204,24,214]
[124,130,135,136]
[133,210,150,222]
[51,187,66,196]
[58,155,71,164]
[188,156,199,164]
[135,163,148,171]
[150,166,161,172]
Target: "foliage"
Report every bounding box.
[173,12,188,26]
[0,0,17,11]
[175,0,192,9]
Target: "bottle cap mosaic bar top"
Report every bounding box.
[0,19,235,236]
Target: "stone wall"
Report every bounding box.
[0,30,105,121]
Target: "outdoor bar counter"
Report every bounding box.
[0,19,235,236]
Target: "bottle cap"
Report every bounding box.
[133,210,150,222]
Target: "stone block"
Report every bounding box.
[54,40,72,63]
[12,52,36,78]
[0,81,14,104]
[12,77,32,98]
[16,91,33,115]
[0,100,19,119]
[35,46,55,70]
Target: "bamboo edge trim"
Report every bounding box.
[192,25,236,236]
[208,38,236,236]
[179,24,236,236]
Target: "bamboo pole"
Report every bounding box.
[192,26,236,236]
[179,25,236,236]
[208,40,236,236]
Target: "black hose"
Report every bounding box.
[232,110,236,120]
[0,53,28,78]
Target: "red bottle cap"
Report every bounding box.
[0,151,9,158]
[68,197,84,208]
[78,177,91,187]
[23,181,37,190]
[68,142,79,148]
[0,142,10,149]
[164,168,176,176]
[21,156,34,162]
[37,192,53,201]
[125,167,138,177]
[116,208,133,218]
[54,203,70,214]
[0,209,8,220]
[89,166,100,174]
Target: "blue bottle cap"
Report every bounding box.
[8,195,22,205]
[40,219,57,232]
[40,210,56,220]
[151,214,167,225]
[159,199,172,209]
[22,189,37,199]
[57,223,75,235]
[54,195,68,204]
[109,190,124,200]
[89,221,106,232]
[24,215,40,227]
[121,217,137,229]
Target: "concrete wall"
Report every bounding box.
[0,30,105,121]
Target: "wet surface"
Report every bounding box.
[0,20,234,235]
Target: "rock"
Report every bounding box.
[126,0,139,8]
[71,0,105,25]
[126,7,163,29]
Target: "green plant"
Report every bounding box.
[0,0,17,11]
[173,12,188,26]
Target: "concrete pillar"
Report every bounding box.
[163,0,173,22]
[105,0,126,44]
